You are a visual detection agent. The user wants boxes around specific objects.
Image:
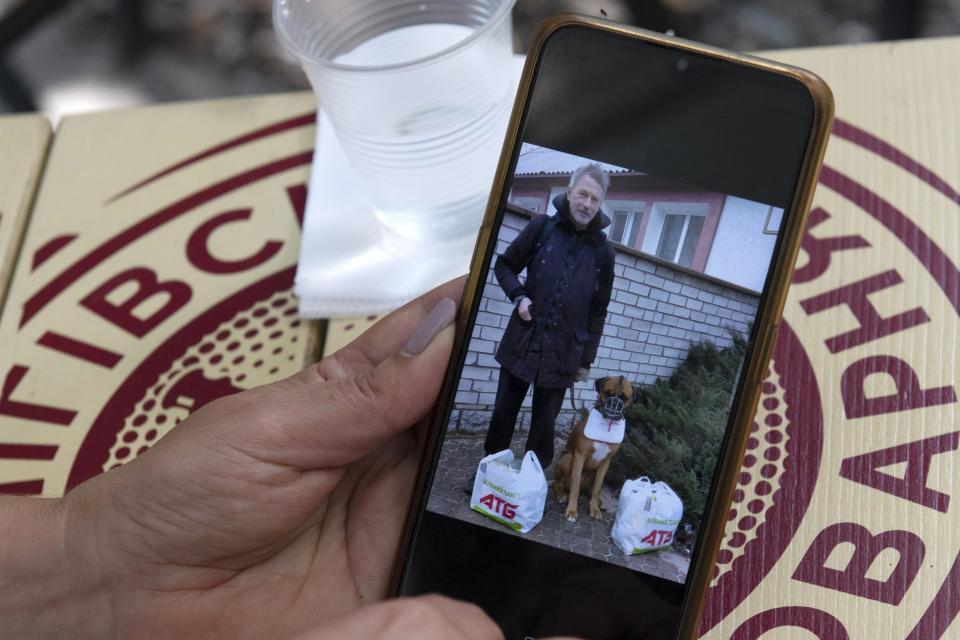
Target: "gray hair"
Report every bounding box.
[568,163,610,195]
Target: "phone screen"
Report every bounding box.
[398,24,821,639]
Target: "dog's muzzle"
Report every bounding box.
[601,395,625,420]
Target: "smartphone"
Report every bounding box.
[393,15,833,639]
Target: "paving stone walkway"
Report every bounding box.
[426,433,691,583]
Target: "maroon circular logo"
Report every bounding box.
[699,320,823,631]
[0,110,317,494]
[699,118,960,638]
[67,270,302,488]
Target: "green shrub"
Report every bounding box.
[608,333,748,531]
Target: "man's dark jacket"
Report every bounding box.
[494,194,615,388]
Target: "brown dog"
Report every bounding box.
[554,376,635,522]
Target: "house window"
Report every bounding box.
[604,200,645,248]
[646,205,708,269]
[510,195,542,214]
[609,210,642,246]
[763,206,784,235]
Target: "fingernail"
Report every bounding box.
[402,298,457,355]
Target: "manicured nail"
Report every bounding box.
[402,298,457,355]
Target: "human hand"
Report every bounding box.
[517,296,533,321]
[54,277,478,638]
[293,594,502,639]
[575,367,590,383]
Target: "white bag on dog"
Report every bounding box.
[470,450,547,533]
[612,477,684,554]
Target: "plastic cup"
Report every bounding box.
[274,0,518,243]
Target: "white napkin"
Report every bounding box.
[295,56,525,318]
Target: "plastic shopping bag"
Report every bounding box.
[612,477,684,554]
[470,450,547,533]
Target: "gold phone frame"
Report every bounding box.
[392,14,834,638]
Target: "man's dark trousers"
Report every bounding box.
[483,366,566,468]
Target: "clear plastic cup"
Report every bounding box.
[274,0,518,243]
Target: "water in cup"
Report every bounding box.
[275,0,517,243]
[331,23,514,242]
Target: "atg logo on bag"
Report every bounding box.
[640,527,677,548]
[470,450,548,533]
[477,492,518,520]
[613,477,684,554]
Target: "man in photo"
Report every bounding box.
[482,163,616,471]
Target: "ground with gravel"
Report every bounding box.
[426,432,691,583]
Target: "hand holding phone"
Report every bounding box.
[6,278,466,639]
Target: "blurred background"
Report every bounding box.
[1,0,958,122]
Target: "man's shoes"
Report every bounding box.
[462,471,477,497]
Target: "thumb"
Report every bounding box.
[250,298,458,469]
